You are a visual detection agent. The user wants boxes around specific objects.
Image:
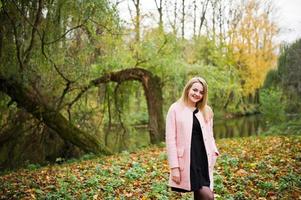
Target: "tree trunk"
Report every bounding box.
[0,76,111,154]
[0,68,165,154]
[132,0,141,43]
[0,112,83,170]
[89,68,165,144]
[181,0,185,39]
[193,0,196,37]
[198,0,210,36]
[173,0,178,35]
[154,0,163,31]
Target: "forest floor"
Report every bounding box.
[0,135,300,200]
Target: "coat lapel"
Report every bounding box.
[195,111,209,140]
[195,111,205,130]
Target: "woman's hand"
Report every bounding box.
[171,167,181,184]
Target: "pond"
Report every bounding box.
[106,114,267,152]
[214,114,266,139]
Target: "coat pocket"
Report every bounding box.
[177,148,185,171]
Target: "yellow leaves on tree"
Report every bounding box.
[228,0,278,96]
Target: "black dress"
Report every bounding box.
[171,109,210,192]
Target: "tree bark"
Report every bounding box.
[193,0,197,37]
[88,68,165,144]
[154,0,164,31]
[173,0,178,35]
[181,0,185,39]
[198,0,210,36]
[132,0,140,43]
[0,68,165,154]
[0,76,111,154]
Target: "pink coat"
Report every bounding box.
[165,101,219,191]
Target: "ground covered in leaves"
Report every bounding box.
[1,135,301,200]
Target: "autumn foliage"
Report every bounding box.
[1,135,300,199]
[228,0,278,95]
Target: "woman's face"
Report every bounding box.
[187,82,204,106]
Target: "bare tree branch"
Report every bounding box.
[44,24,84,45]
[112,0,127,7]
[11,0,43,39]
[41,31,74,111]
[3,9,24,71]
[23,0,43,65]
[181,0,184,38]
[87,18,124,36]
[67,68,145,111]
[198,0,210,36]
[154,0,163,29]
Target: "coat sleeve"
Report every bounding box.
[208,107,219,156]
[210,117,219,155]
[165,104,179,169]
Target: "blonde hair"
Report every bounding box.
[180,77,212,121]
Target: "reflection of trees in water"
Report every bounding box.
[105,125,150,153]
[104,125,128,153]
[214,115,264,139]
[106,115,267,151]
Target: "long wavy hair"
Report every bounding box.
[180,77,211,121]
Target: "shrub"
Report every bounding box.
[259,87,286,124]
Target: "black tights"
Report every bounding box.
[193,186,214,200]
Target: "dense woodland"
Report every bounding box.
[0,0,300,171]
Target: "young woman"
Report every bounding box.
[165,77,219,200]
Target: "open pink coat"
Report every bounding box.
[165,101,219,191]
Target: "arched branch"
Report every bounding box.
[68,67,164,144]
[0,67,164,155]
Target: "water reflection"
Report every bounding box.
[106,114,267,152]
[105,125,150,153]
[214,114,266,139]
